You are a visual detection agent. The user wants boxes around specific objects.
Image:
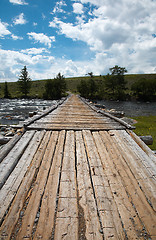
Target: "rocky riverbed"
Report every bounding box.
[0,98,59,147]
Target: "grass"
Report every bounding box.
[0,73,155,98]
[132,115,156,150]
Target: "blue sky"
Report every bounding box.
[0,0,156,82]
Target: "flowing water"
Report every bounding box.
[0,99,57,125]
[95,100,156,117]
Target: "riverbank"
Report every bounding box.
[132,115,156,151]
[95,99,156,117]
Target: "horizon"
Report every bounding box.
[0,0,156,82]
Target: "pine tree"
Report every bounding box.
[18,66,31,97]
[4,81,11,98]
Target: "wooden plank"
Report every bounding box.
[33,130,66,240]
[16,131,59,239]
[59,171,77,198]
[128,130,156,162]
[0,131,51,239]
[76,131,103,240]
[54,217,78,240]
[110,130,156,211]
[27,123,125,131]
[82,130,125,239]
[0,130,35,189]
[35,119,116,124]
[1,94,155,239]
[0,129,24,164]
[48,112,99,116]
[54,131,78,239]
[127,130,156,173]
[0,131,45,224]
[85,130,145,239]
[98,131,155,238]
[61,131,75,172]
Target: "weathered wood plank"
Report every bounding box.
[76,131,103,240]
[54,217,78,240]
[35,119,116,124]
[54,131,78,239]
[0,131,35,190]
[0,129,24,164]
[128,130,156,161]
[82,130,125,239]
[0,131,51,239]
[27,123,125,131]
[109,130,156,211]
[98,130,155,238]
[16,131,59,239]
[33,130,66,240]
[128,130,156,171]
[0,131,45,224]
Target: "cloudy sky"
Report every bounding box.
[0,0,156,82]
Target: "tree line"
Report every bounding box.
[2,66,67,100]
[77,66,156,101]
[2,65,156,101]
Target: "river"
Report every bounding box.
[95,100,156,117]
[0,99,57,125]
[0,98,156,125]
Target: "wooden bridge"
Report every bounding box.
[0,94,156,239]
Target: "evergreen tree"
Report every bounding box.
[4,81,11,98]
[43,73,66,100]
[18,66,32,97]
[105,65,127,100]
[77,80,89,98]
[131,78,156,101]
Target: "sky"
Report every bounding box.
[0,0,156,82]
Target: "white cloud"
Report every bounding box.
[13,13,27,25]
[75,0,103,6]
[0,20,11,38]
[21,48,48,55]
[0,48,55,81]
[0,49,32,81]
[9,0,28,5]
[11,34,23,40]
[49,0,156,74]
[49,17,60,28]
[51,17,130,51]
[33,22,38,27]
[27,32,55,48]
[0,47,95,82]
[73,3,84,14]
[51,0,67,14]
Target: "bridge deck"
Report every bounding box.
[0,95,156,239]
[25,95,126,131]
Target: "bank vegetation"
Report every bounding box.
[0,66,156,101]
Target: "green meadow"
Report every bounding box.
[0,73,156,98]
[132,115,156,150]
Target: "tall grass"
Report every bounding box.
[133,115,156,150]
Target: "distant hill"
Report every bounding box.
[0,73,156,99]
